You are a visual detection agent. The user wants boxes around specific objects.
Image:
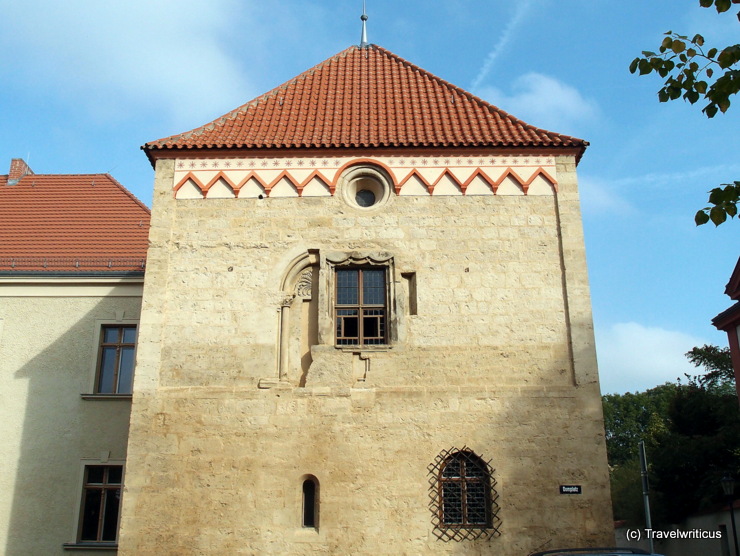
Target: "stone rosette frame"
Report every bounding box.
[427,446,501,542]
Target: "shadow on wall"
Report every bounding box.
[2,295,137,555]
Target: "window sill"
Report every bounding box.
[80,393,132,400]
[63,542,117,551]
[335,345,393,352]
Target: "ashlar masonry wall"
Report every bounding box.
[119,153,613,555]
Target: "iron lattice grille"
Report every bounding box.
[428,447,501,542]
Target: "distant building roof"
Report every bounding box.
[0,159,150,273]
[144,45,587,160]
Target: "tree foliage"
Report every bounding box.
[629,0,740,226]
[686,343,735,388]
[602,383,677,466]
[650,383,740,524]
[603,344,739,526]
[694,181,739,226]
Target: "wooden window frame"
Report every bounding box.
[95,324,137,395]
[76,464,123,545]
[438,452,491,529]
[334,267,388,346]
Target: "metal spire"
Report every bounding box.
[360,0,369,48]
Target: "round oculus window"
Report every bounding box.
[339,166,392,210]
[355,189,376,207]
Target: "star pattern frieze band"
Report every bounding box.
[172,155,559,199]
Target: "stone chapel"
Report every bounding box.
[118,43,613,554]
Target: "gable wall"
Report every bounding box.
[119,155,612,555]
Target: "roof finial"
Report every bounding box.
[359,0,369,48]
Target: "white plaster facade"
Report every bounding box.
[0,276,143,554]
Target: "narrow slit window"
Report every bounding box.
[302,478,318,528]
[402,272,417,316]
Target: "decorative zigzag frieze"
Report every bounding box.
[172,156,558,199]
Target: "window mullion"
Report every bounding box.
[100,488,107,541]
[358,269,365,344]
[113,346,122,393]
[460,462,468,525]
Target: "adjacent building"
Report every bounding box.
[713,256,740,400]
[0,158,150,554]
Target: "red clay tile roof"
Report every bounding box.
[144,45,587,158]
[0,172,150,273]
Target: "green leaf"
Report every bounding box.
[629,58,639,74]
[707,48,718,59]
[692,34,705,47]
[695,210,710,226]
[672,39,686,54]
[705,103,719,117]
[706,68,714,78]
[699,0,712,7]
[715,0,731,13]
[687,48,697,58]
[710,206,727,225]
[717,46,740,68]
[708,188,725,204]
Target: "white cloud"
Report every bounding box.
[0,0,258,128]
[475,73,600,135]
[612,163,740,192]
[595,322,708,395]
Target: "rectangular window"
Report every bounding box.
[335,268,387,345]
[96,325,136,394]
[78,465,123,544]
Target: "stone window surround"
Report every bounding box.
[327,252,395,348]
[261,249,410,389]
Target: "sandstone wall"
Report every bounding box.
[120,154,612,555]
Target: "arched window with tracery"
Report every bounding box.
[428,447,500,541]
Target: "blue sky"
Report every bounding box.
[0,1,737,394]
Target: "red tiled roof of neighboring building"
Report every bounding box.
[0,169,150,273]
[144,45,587,159]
